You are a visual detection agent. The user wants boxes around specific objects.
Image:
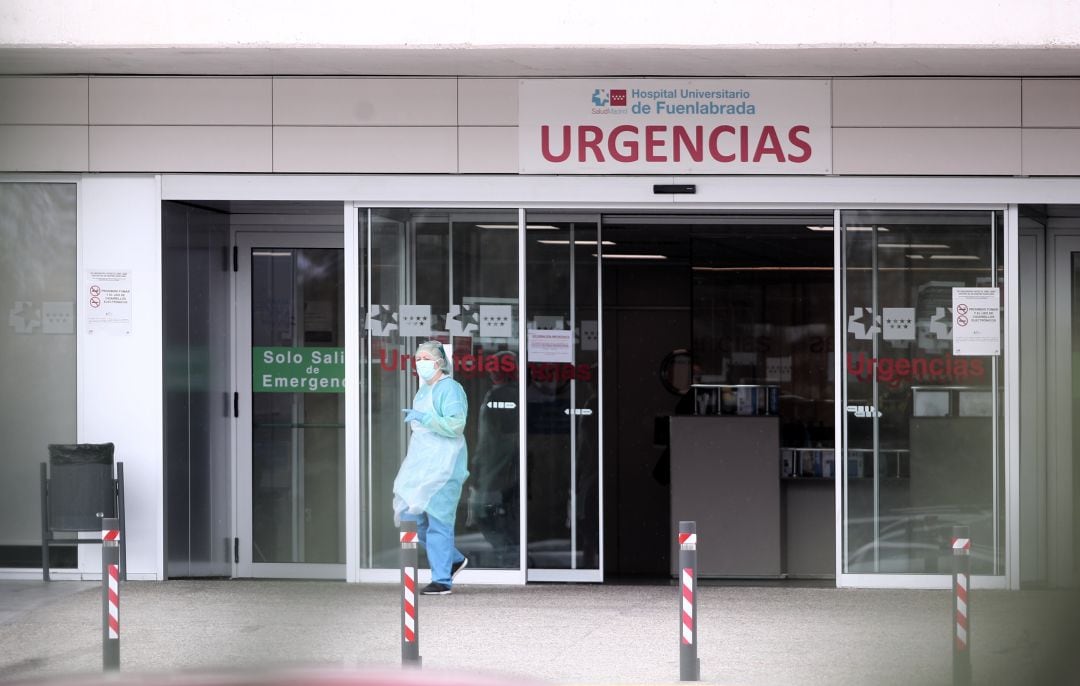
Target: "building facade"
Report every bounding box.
[2,1,1079,590]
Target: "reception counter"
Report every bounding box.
[669,415,781,577]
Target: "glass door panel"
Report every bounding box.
[524,214,601,579]
[1048,235,1080,585]
[359,210,523,575]
[841,211,1005,576]
[237,232,345,577]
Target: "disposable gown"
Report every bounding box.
[392,376,469,527]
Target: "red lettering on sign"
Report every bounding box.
[846,352,987,386]
[753,126,785,163]
[541,125,571,163]
[788,125,812,163]
[578,126,605,162]
[538,124,815,167]
[609,125,639,162]
[645,126,667,162]
[673,126,703,162]
[708,126,736,162]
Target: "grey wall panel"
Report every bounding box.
[1022,80,1080,127]
[833,127,1022,175]
[0,126,87,171]
[90,77,272,125]
[459,127,517,173]
[833,79,1021,127]
[1022,129,1080,175]
[90,126,272,172]
[0,77,87,124]
[273,126,457,173]
[459,79,518,126]
[273,78,457,126]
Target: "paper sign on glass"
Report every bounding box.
[529,329,574,363]
[952,288,1000,356]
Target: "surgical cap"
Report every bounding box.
[416,340,450,373]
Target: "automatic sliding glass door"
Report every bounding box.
[358,209,523,581]
[524,214,602,581]
[841,211,1005,578]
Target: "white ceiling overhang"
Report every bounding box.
[1,46,1080,77]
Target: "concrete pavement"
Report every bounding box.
[0,579,1077,685]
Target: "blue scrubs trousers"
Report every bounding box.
[401,511,465,586]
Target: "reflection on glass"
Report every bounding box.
[1072,254,1080,571]
[524,218,601,570]
[362,210,521,570]
[251,248,345,564]
[0,184,77,561]
[689,223,834,449]
[842,211,1004,575]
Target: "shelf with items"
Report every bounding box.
[780,447,911,479]
[845,448,911,479]
[692,384,780,417]
[780,447,835,479]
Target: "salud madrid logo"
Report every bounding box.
[591,88,627,108]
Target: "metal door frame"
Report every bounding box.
[524,211,604,583]
[234,230,346,579]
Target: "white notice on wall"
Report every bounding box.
[86,269,133,335]
[528,328,574,363]
[952,287,1000,356]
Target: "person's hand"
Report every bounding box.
[402,409,428,424]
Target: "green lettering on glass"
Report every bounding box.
[252,347,345,393]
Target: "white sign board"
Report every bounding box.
[86,269,133,335]
[528,328,574,363]
[519,79,832,174]
[952,287,1000,356]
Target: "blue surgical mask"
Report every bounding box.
[416,359,439,381]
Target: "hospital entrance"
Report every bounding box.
[526,213,837,580]
[161,203,1010,585]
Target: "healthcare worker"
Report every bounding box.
[393,340,470,595]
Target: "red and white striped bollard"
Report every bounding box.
[101,518,120,670]
[952,526,971,686]
[401,521,421,667]
[678,520,700,681]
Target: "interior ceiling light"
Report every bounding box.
[844,226,890,232]
[537,240,616,246]
[476,224,559,230]
[929,255,981,260]
[878,243,951,249]
[692,266,832,272]
[806,226,834,231]
[906,254,926,260]
[594,253,668,260]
